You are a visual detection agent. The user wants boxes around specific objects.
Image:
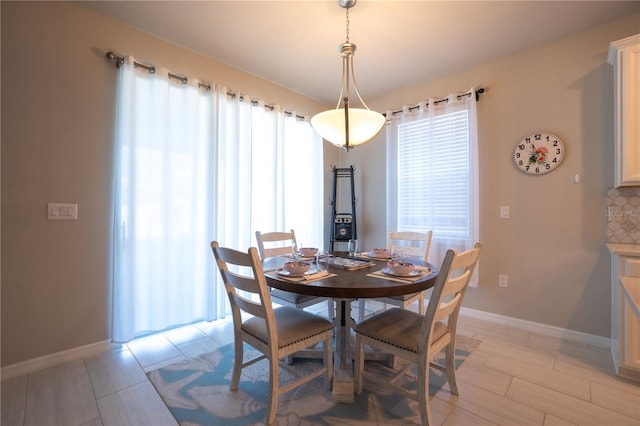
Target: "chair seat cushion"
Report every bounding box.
[243,306,333,349]
[270,288,322,305]
[387,292,421,302]
[354,308,447,353]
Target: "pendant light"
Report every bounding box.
[311,0,385,151]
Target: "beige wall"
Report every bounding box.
[1,1,638,367]
[0,1,329,366]
[342,13,640,338]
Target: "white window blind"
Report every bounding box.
[397,110,470,239]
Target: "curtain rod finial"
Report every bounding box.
[106,51,124,68]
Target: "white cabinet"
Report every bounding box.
[608,243,640,383]
[608,35,640,187]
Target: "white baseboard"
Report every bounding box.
[460,307,611,349]
[1,340,117,380]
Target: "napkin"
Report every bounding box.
[303,270,330,281]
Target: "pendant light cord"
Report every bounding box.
[345,7,350,43]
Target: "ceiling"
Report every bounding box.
[81,1,639,105]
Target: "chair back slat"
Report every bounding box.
[224,270,260,294]
[388,230,433,262]
[233,293,269,319]
[450,245,482,271]
[255,230,297,259]
[434,293,462,322]
[439,271,471,299]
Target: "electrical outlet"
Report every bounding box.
[498,274,508,288]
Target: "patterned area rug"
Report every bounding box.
[148,336,479,425]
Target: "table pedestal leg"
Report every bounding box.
[332,298,355,403]
[288,298,395,403]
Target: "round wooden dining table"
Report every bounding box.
[264,253,439,402]
[265,256,438,298]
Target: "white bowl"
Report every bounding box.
[372,248,391,258]
[299,247,319,257]
[387,261,415,275]
[283,261,310,275]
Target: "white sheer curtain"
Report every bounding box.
[112,57,323,342]
[216,96,324,251]
[386,89,479,286]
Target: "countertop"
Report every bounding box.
[607,243,640,257]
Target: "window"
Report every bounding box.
[387,91,479,285]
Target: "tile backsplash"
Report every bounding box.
[607,187,640,244]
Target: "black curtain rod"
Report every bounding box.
[106,51,306,121]
[106,51,211,90]
[385,88,485,117]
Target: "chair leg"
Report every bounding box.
[445,341,459,395]
[417,360,433,426]
[386,353,397,369]
[358,299,366,322]
[418,292,425,315]
[230,339,243,391]
[328,299,335,321]
[324,333,333,389]
[353,335,364,394]
[266,355,279,425]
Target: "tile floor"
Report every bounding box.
[1,301,639,425]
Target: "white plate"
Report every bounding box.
[382,267,422,277]
[364,251,392,259]
[277,267,317,277]
[298,255,316,260]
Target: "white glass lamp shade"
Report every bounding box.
[311,108,385,148]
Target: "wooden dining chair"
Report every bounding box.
[256,230,334,320]
[210,241,333,426]
[358,230,433,322]
[353,242,482,426]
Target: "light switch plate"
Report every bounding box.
[48,203,78,220]
[500,206,510,219]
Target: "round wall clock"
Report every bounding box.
[513,132,565,175]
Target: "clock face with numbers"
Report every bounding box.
[513,132,565,175]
